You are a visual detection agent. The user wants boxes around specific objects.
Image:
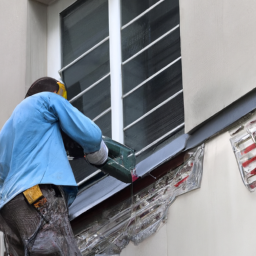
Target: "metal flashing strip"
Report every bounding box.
[69,88,256,221]
[124,90,183,131]
[69,176,128,220]
[122,25,179,65]
[136,133,189,176]
[69,73,110,103]
[186,88,256,150]
[121,0,165,30]
[93,107,111,122]
[122,57,181,98]
[59,36,109,74]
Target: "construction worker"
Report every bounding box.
[0,77,108,255]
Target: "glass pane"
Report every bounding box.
[72,77,111,120]
[61,0,109,66]
[70,158,98,183]
[122,0,159,26]
[122,29,180,94]
[124,93,184,152]
[122,0,179,61]
[123,60,182,126]
[95,111,112,138]
[62,40,110,100]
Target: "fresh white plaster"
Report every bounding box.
[121,131,256,256]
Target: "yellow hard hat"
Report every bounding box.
[57,82,67,99]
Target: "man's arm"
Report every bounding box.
[46,92,106,155]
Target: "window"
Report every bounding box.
[59,0,184,184]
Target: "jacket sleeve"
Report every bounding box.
[46,93,102,154]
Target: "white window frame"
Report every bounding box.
[58,0,183,154]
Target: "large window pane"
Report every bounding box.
[122,29,180,94]
[61,0,109,66]
[123,60,182,126]
[122,0,159,26]
[122,0,179,61]
[62,40,110,100]
[72,77,111,120]
[124,93,184,152]
[94,111,112,138]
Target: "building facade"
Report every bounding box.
[1,0,256,255]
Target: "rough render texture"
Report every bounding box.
[180,0,256,133]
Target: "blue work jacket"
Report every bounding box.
[0,92,102,209]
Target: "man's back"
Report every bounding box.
[0,91,102,209]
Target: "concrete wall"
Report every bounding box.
[121,131,256,256]
[0,0,27,129]
[180,0,256,132]
[0,0,47,130]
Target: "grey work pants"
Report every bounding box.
[0,185,82,256]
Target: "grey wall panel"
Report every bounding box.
[180,0,256,132]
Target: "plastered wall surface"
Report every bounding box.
[47,0,76,80]
[0,0,47,129]
[121,132,256,256]
[180,0,256,132]
[0,0,27,129]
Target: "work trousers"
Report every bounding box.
[0,185,82,256]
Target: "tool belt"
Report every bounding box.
[23,185,47,209]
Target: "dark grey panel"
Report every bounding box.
[122,0,159,26]
[122,0,179,61]
[62,40,110,100]
[69,176,128,220]
[72,76,111,120]
[61,0,109,66]
[124,93,184,152]
[70,158,98,183]
[94,111,112,138]
[122,29,180,94]
[123,60,182,126]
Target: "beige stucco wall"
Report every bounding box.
[121,131,256,256]
[0,0,27,129]
[180,0,256,132]
[0,0,47,130]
